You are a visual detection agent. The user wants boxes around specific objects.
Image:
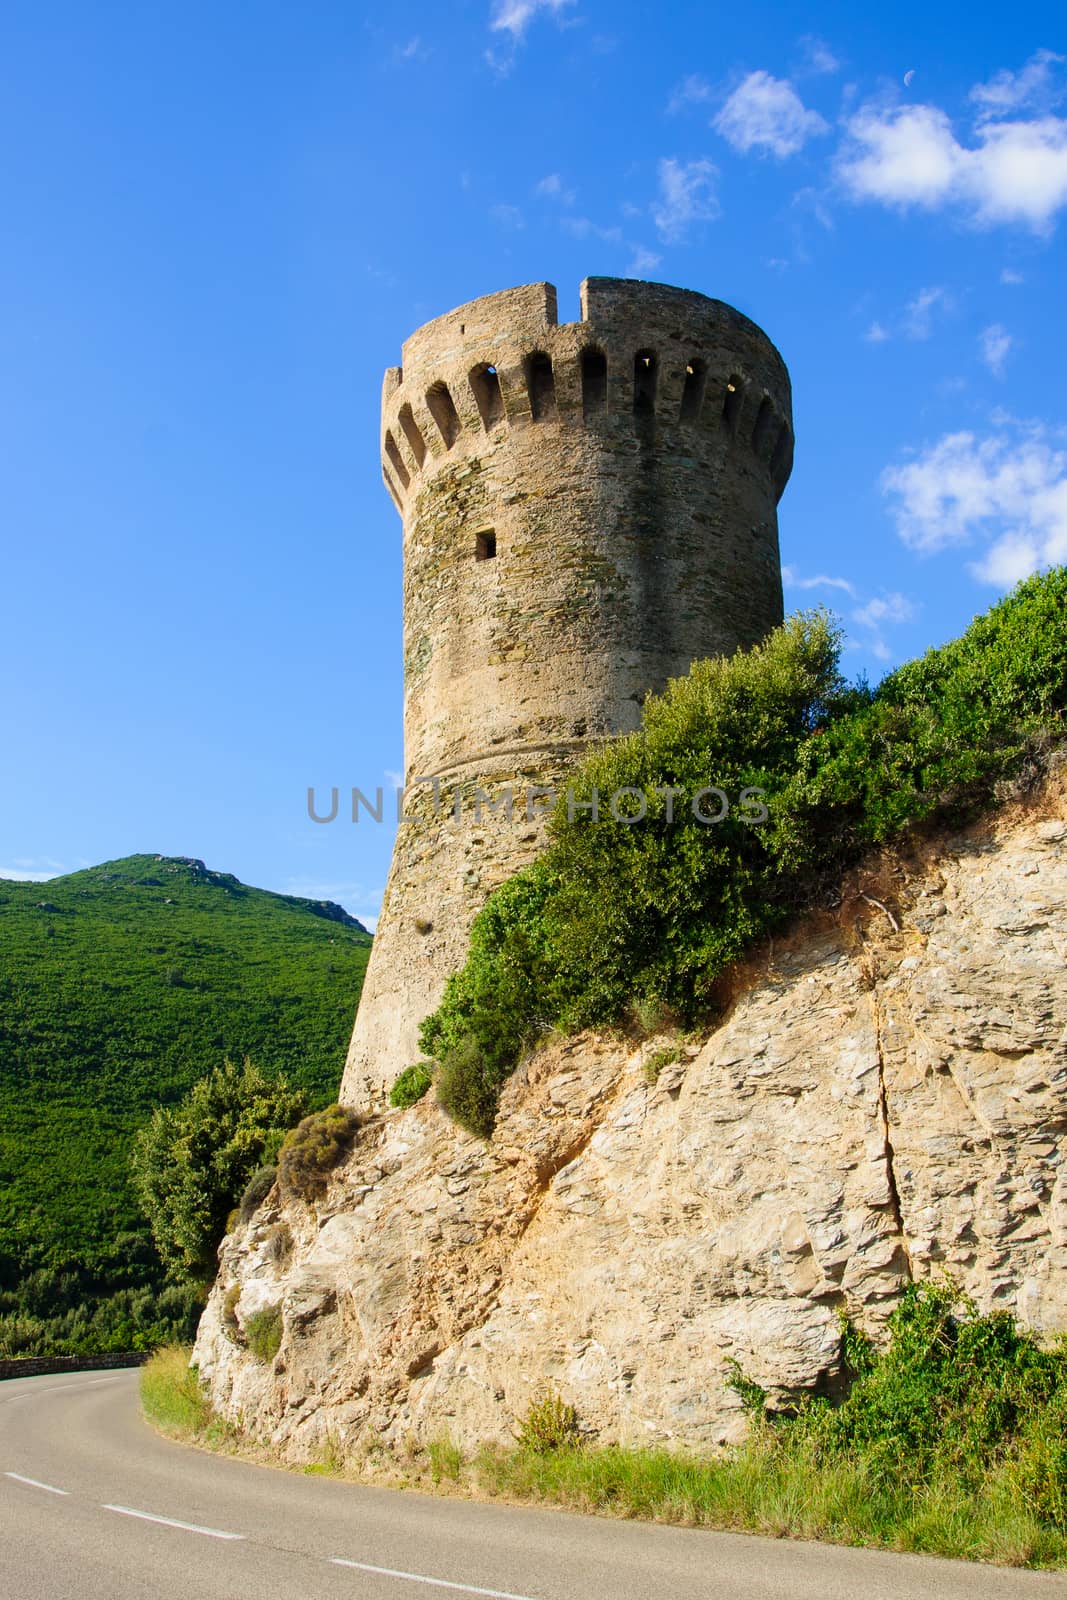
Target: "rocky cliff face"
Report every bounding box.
[194,779,1067,1458]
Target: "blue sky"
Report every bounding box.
[2,1,1065,925]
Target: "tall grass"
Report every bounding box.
[474,1437,1067,1565]
[140,1346,215,1439]
[142,1288,1067,1568]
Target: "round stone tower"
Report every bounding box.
[341,277,793,1108]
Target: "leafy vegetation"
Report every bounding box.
[515,1389,581,1453]
[140,1346,215,1438]
[770,1283,1067,1528]
[0,854,370,1354]
[389,1062,434,1108]
[244,1304,283,1363]
[131,1060,306,1284]
[143,1285,1067,1566]
[238,1165,278,1224]
[277,1104,361,1201]
[421,571,1067,1135]
[480,1284,1067,1565]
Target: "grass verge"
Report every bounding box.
[142,1288,1067,1569]
[466,1438,1067,1567]
[140,1346,226,1443]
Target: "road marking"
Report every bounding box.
[330,1558,537,1599]
[0,1375,126,1404]
[103,1504,245,1540]
[4,1472,69,1495]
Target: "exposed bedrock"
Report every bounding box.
[195,781,1067,1459]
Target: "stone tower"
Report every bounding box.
[340,277,793,1109]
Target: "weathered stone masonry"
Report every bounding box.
[341,277,793,1108]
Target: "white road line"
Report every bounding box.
[330,1558,537,1599]
[0,1375,126,1404]
[102,1504,245,1540]
[4,1472,69,1495]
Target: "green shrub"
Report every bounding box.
[244,1304,283,1363]
[516,1389,581,1453]
[238,1165,277,1223]
[435,1038,507,1140]
[264,1222,293,1268]
[277,1105,360,1201]
[725,1358,768,1423]
[221,1283,242,1343]
[642,1045,681,1085]
[762,1282,1067,1537]
[420,573,1067,1136]
[130,1060,307,1285]
[389,1063,434,1109]
[790,1283,1067,1493]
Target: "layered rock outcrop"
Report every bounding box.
[194,780,1067,1458]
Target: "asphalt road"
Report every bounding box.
[1,1367,1064,1600]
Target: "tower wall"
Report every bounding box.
[341,278,793,1108]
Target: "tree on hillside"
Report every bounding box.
[131,1059,306,1285]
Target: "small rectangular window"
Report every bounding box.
[475,530,497,561]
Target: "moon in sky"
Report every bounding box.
[904,69,916,86]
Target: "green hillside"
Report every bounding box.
[0,854,371,1353]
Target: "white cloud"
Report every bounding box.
[561,215,623,244]
[799,36,840,76]
[652,157,720,241]
[881,426,1067,584]
[535,173,576,204]
[837,104,962,207]
[0,867,62,882]
[980,323,1013,378]
[902,285,951,339]
[976,532,1043,586]
[489,202,525,230]
[971,49,1064,119]
[837,100,1067,231]
[489,0,574,39]
[783,567,912,660]
[1001,267,1025,284]
[628,244,663,276]
[714,70,829,158]
[394,36,429,63]
[864,286,951,344]
[668,74,713,115]
[850,591,916,662]
[792,184,834,230]
[781,566,857,596]
[485,0,574,70]
[852,592,915,628]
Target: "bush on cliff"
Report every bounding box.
[420,569,1067,1137]
[131,1059,307,1285]
[389,1062,434,1108]
[238,1165,278,1223]
[244,1304,283,1363]
[276,1104,360,1201]
[773,1281,1067,1523]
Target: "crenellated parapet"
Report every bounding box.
[379,278,794,517]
